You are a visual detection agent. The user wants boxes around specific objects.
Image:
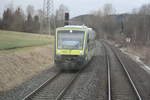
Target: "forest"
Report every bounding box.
[0,3,150,46]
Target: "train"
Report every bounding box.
[54,25,96,70]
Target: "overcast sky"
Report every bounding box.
[0,0,150,17]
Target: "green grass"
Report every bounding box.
[0,30,54,50]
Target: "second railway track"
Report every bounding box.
[103,42,143,100]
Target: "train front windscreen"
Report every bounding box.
[57,30,85,50]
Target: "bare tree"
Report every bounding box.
[24,13,33,32]
[26,5,35,16]
[139,4,150,15]
[2,8,14,30]
[0,18,2,29]
[122,4,150,46]
[138,4,150,45]
[11,7,25,32]
[101,4,118,39]
[91,8,102,17]
[37,9,44,23]
[33,15,40,33]
[103,3,115,16]
[55,4,69,27]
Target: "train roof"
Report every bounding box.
[56,25,96,39]
[57,25,91,30]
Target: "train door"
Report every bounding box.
[87,33,91,61]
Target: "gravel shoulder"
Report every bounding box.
[120,47,150,74]
[118,49,150,100]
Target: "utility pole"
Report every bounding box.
[41,0,54,35]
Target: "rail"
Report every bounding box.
[103,42,143,100]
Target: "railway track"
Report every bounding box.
[102,43,111,100]
[103,42,143,100]
[55,69,84,100]
[23,67,85,100]
[22,41,143,100]
[22,72,61,100]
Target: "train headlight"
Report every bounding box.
[55,54,61,60]
[80,51,84,55]
[56,50,61,54]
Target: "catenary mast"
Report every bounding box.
[41,0,54,35]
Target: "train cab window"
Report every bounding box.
[57,30,85,50]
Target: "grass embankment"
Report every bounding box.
[0,30,54,92]
[0,30,53,50]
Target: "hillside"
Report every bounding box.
[0,30,53,50]
[0,30,54,92]
[71,13,129,26]
[70,14,95,25]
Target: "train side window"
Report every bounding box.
[87,38,89,43]
[87,34,90,43]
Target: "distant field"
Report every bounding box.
[0,30,53,50]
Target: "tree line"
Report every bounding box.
[84,3,150,46]
[0,3,150,46]
[0,6,40,33]
[0,4,68,34]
